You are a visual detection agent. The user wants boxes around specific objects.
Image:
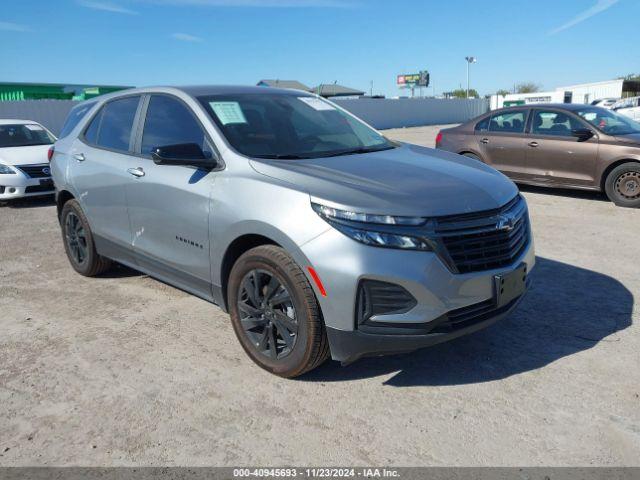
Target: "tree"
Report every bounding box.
[515,82,541,94]
[620,73,640,81]
[448,88,479,99]
[496,89,511,97]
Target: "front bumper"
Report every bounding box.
[326,290,527,364]
[0,173,54,200]
[300,226,535,363]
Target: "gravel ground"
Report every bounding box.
[1,125,639,467]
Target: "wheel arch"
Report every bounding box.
[56,189,76,220]
[600,159,640,191]
[458,150,484,160]
[219,233,281,312]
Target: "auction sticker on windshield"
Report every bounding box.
[210,101,247,125]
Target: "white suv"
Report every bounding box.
[0,119,56,201]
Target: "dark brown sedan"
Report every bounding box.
[436,104,640,208]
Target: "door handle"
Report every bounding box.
[480,138,489,144]
[73,153,85,162]
[127,167,145,178]
[528,141,539,148]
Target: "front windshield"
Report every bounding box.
[576,107,640,136]
[198,93,395,159]
[0,124,55,148]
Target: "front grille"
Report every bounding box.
[355,279,417,326]
[25,184,54,194]
[433,195,530,273]
[16,164,51,178]
[0,186,5,194]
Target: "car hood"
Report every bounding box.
[0,145,50,166]
[614,133,640,145]
[249,143,518,217]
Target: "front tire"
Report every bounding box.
[605,163,640,208]
[60,199,112,276]
[227,245,329,378]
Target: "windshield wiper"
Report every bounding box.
[321,145,397,157]
[253,153,312,160]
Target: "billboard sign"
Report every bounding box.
[397,71,429,87]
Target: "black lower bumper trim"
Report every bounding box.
[326,295,525,365]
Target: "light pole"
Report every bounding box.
[465,56,476,98]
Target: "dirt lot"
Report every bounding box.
[1,125,639,467]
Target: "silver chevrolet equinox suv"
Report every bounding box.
[51,86,535,377]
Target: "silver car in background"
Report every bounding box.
[51,86,535,377]
[0,119,56,201]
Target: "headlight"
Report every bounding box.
[0,163,16,174]
[312,203,425,226]
[312,203,433,251]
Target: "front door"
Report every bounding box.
[476,109,530,181]
[124,94,218,299]
[68,95,142,260]
[526,109,599,187]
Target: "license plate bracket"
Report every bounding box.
[494,263,527,308]
[39,178,54,187]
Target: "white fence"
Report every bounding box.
[333,97,489,129]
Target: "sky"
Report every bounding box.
[1,0,638,98]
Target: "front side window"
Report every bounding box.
[198,93,394,159]
[489,110,527,133]
[577,107,640,136]
[531,110,583,137]
[0,124,55,148]
[59,102,96,139]
[84,96,140,152]
[141,95,213,157]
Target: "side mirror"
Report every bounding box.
[151,143,217,168]
[571,128,594,141]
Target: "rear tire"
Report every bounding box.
[604,163,640,208]
[228,245,329,378]
[60,199,113,276]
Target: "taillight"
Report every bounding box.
[47,146,55,161]
[435,131,443,147]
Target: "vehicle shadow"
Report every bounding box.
[0,195,55,209]
[518,184,609,202]
[302,257,633,386]
[97,263,143,279]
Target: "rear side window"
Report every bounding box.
[489,110,527,133]
[59,102,96,139]
[84,96,140,152]
[475,116,490,132]
[141,95,213,156]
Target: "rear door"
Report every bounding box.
[124,93,218,299]
[525,108,599,187]
[69,95,142,260]
[476,109,530,181]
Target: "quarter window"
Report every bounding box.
[84,96,140,152]
[489,110,527,133]
[59,102,96,139]
[532,110,582,137]
[141,95,213,157]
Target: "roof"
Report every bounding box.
[0,119,43,125]
[312,84,365,97]
[257,79,311,91]
[494,103,599,112]
[177,85,313,97]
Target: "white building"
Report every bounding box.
[490,79,640,110]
